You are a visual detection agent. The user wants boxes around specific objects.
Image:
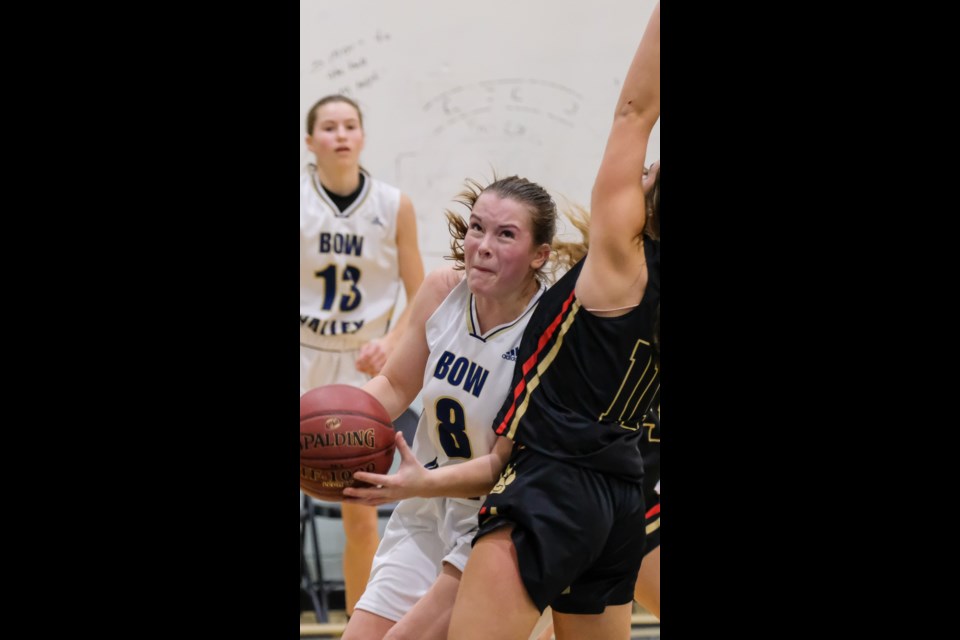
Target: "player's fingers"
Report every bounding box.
[395,433,414,459]
[352,471,391,486]
[341,494,390,507]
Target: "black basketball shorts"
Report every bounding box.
[474,447,647,614]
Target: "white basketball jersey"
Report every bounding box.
[300,168,402,349]
[412,277,545,500]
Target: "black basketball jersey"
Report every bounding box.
[492,236,660,482]
[640,400,660,497]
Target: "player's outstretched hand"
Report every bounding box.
[342,433,427,506]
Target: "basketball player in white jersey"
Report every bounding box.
[339,176,583,640]
[300,94,424,618]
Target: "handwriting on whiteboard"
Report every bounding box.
[304,30,392,97]
[422,79,583,137]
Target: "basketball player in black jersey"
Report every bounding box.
[347,5,660,637]
[449,5,660,635]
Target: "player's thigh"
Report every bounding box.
[552,602,633,640]
[449,526,540,640]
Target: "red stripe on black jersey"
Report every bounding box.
[494,288,577,436]
[646,503,660,519]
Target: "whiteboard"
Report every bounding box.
[300,0,660,272]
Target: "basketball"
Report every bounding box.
[300,384,396,501]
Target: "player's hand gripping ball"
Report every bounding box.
[300,384,396,501]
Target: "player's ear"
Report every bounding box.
[530,243,550,270]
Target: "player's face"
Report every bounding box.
[305,102,365,168]
[465,193,547,299]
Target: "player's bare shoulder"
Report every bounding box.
[410,266,464,318]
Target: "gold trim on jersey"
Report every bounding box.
[503,299,582,440]
[466,284,545,342]
[646,518,661,535]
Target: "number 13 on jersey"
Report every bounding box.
[315,264,363,312]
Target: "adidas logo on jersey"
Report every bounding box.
[501,347,519,361]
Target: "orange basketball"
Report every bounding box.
[300,384,396,501]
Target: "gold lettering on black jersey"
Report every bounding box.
[489,462,517,495]
[643,403,660,442]
[599,339,659,430]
